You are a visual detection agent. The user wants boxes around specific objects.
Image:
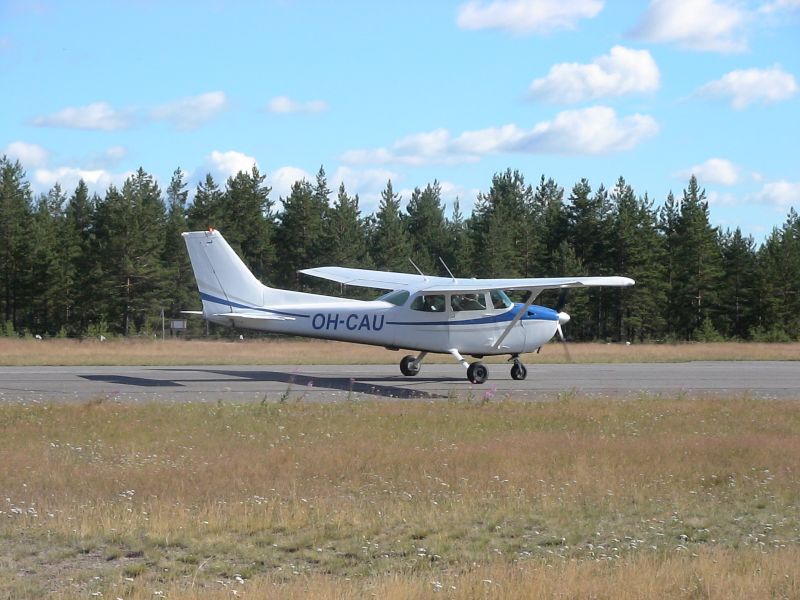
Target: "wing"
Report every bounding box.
[300,266,634,292]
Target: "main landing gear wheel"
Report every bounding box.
[510,362,528,380]
[467,362,488,384]
[400,355,421,376]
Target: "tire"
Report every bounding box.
[510,362,527,381]
[467,362,488,384]
[400,355,420,376]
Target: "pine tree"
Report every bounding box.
[162,168,195,317]
[371,180,412,272]
[672,176,724,340]
[63,180,97,334]
[405,181,448,275]
[275,173,328,289]
[218,166,274,282]
[323,182,369,268]
[609,179,666,341]
[29,184,72,335]
[471,169,535,277]
[0,157,33,333]
[443,198,473,277]
[187,173,224,231]
[718,228,759,339]
[92,169,168,335]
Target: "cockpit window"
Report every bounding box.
[451,293,487,312]
[378,290,410,306]
[410,294,446,312]
[490,290,513,309]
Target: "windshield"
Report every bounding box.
[376,290,410,306]
[490,290,513,309]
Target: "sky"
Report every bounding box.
[2,0,799,241]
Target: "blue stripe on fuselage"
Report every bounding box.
[200,292,310,318]
[385,303,558,326]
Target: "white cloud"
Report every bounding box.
[630,0,747,53]
[206,150,259,181]
[759,0,800,14]
[697,66,798,109]
[754,180,800,208]
[678,158,740,186]
[706,190,740,206]
[528,46,660,104]
[341,107,658,165]
[456,0,603,34]
[31,101,131,130]
[267,166,312,199]
[151,91,227,130]
[4,141,49,167]
[265,96,329,114]
[33,167,131,193]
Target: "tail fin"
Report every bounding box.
[182,230,265,315]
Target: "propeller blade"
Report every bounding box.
[555,288,569,313]
[556,315,572,363]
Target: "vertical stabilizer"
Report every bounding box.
[182,230,265,315]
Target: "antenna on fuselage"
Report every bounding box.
[409,258,427,280]
[438,256,456,282]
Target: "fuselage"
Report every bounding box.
[202,289,559,356]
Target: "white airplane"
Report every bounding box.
[183,229,634,383]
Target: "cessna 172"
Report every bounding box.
[183,229,634,383]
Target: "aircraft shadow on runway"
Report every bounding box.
[82,368,451,400]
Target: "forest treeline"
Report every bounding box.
[1,155,799,342]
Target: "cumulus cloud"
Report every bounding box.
[528,46,660,104]
[151,91,227,130]
[759,0,800,13]
[456,0,603,34]
[4,141,49,168]
[265,96,329,114]
[341,107,658,165]
[697,66,798,109]
[678,158,740,186]
[754,180,800,208]
[629,0,747,53]
[205,150,259,181]
[31,102,131,130]
[268,166,312,199]
[33,167,132,194]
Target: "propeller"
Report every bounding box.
[554,289,572,362]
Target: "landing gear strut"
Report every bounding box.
[449,348,489,384]
[399,352,427,376]
[509,355,527,380]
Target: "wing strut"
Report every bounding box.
[492,290,539,350]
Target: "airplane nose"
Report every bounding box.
[558,311,570,326]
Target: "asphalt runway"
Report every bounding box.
[0,361,798,403]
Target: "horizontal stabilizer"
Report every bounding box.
[180,310,204,315]
[211,313,296,322]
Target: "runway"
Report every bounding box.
[0,361,798,403]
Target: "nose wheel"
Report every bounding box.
[509,355,528,380]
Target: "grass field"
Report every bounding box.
[2,395,799,598]
[2,337,800,366]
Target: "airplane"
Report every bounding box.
[182,229,634,384]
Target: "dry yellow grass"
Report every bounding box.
[2,337,800,366]
[1,395,799,598]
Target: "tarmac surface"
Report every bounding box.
[0,361,798,403]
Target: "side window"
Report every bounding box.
[410,294,446,312]
[490,290,513,310]
[451,293,487,312]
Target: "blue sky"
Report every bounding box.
[2,0,799,240]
